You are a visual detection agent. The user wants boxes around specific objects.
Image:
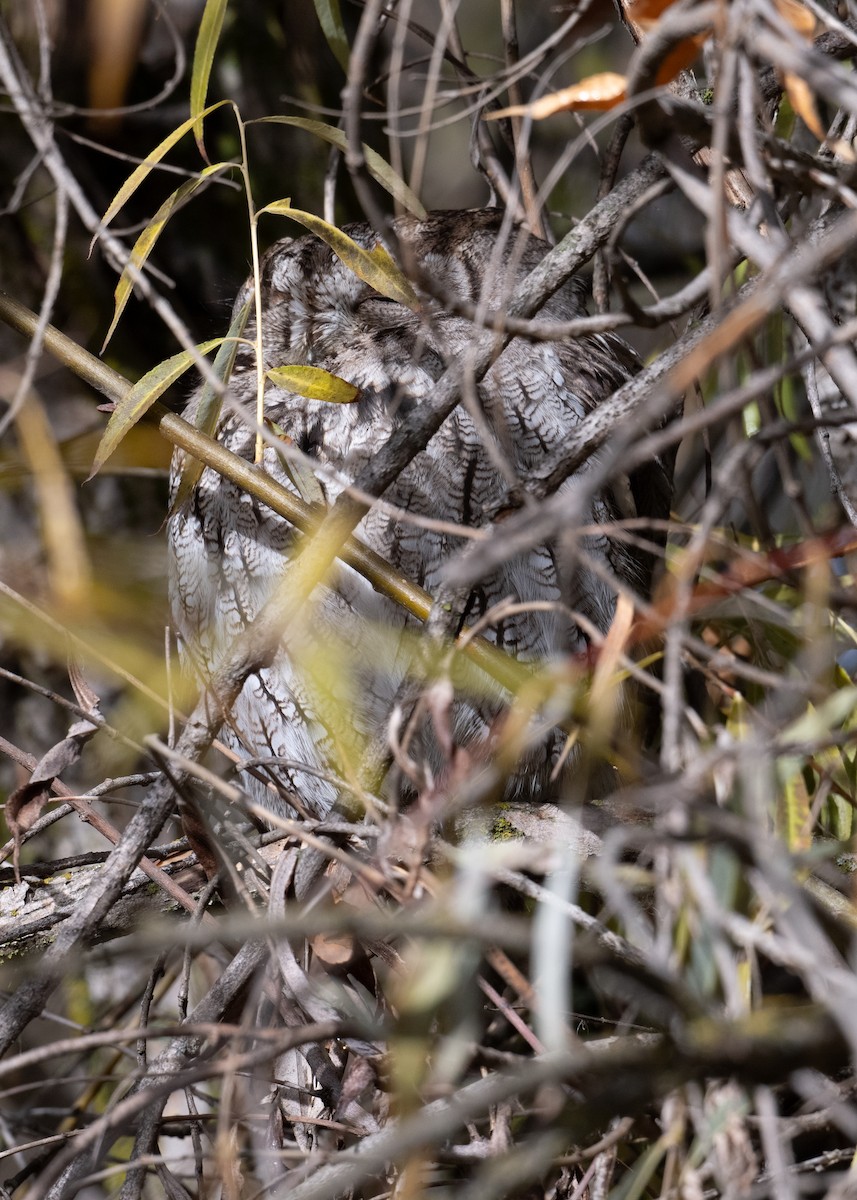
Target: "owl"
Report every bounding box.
[816,209,857,513]
[168,209,670,818]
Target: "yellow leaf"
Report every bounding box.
[95,100,231,240]
[777,764,813,852]
[266,364,360,404]
[724,693,748,741]
[268,421,326,506]
[103,162,232,352]
[170,297,252,514]
[258,202,421,309]
[253,116,427,218]
[190,0,229,159]
[15,390,93,608]
[91,339,224,476]
[590,592,634,715]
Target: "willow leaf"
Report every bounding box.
[103,163,232,352]
[268,419,326,506]
[267,364,359,404]
[258,202,420,309]
[170,297,252,513]
[91,339,224,477]
[190,0,229,159]
[96,101,231,239]
[312,0,350,72]
[255,117,426,218]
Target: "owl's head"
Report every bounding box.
[248,209,585,380]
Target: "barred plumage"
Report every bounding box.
[168,209,669,816]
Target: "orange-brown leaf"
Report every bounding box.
[487,72,628,120]
[623,0,710,78]
[773,0,817,37]
[654,33,708,86]
[311,931,356,966]
[783,71,826,141]
[628,0,681,22]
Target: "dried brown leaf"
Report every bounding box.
[629,0,681,24]
[6,671,102,878]
[783,71,827,141]
[773,0,817,37]
[652,33,708,85]
[487,73,628,120]
[311,931,357,965]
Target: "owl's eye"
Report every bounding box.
[356,294,409,326]
[358,293,401,308]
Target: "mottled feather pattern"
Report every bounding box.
[168,210,665,815]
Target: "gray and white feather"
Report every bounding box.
[168,210,669,816]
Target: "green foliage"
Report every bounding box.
[190,0,230,158]
[102,162,235,352]
[91,338,226,474]
[254,117,427,218]
[258,201,421,306]
[312,0,351,72]
[170,295,252,513]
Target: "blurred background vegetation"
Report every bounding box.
[3,0,857,1197]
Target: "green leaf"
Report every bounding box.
[777,763,812,852]
[257,202,421,309]
[312,0,350,72]
[828,792,854,841]
[91,339,224,477]
[254,117,427,218]
[780,688,857,745]
[190,0,229,159]
[170,297,252,514]
[267,419,326,506]
[267,364,359,404]
[609,1135,670,1200]
[724,693,748,741]
[742,399,761,438]
[96,101,231,239]
[103,163,232,352]
[780,372,813,461]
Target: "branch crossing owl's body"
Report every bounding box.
[168,210,667,816]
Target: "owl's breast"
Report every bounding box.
[167,210,664,818]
